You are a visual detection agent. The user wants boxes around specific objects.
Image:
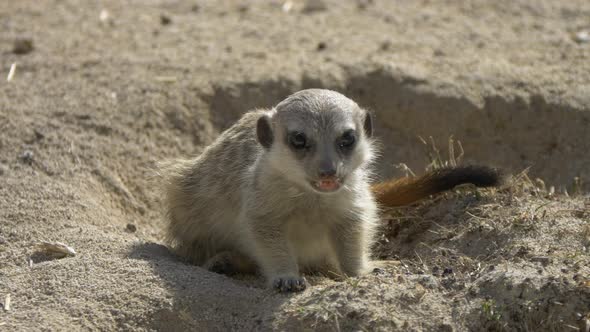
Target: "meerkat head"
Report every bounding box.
[256,89,374,193]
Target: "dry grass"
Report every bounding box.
[418,135,464,171]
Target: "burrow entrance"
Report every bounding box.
[204,67,590,192]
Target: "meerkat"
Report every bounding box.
[162,89,502,292]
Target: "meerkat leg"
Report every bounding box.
[202,251,257,276]
[247,219,306,292]
[332,224,370,277]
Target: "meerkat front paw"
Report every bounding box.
[272,275,307,292]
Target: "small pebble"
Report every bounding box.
[126,223,137,233]
[99,9,114,26]
[0,163,7,176]
[13,38,34,54]
[20,150,34,164]
[574,30,590,43]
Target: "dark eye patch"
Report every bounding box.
[338,129,356,150]
[288,131,308,150]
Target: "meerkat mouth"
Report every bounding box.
[312,178,342,192]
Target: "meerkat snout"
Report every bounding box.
[256,89,374,193]
[317,159,337,178]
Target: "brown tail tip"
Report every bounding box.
[426,165,505,191]
[372,165,505,207]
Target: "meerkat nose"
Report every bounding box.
[318,162,337,178]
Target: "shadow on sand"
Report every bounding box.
[128,242,289,331]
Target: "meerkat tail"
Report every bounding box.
[371,165,504,207]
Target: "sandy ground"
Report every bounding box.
[1,0,589,331]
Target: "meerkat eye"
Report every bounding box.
[288,132,307,150]
[339,130,356,149]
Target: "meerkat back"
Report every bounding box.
[162,110,266,264]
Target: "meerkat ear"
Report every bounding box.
[363,111,373,138]
[256,114,273,149]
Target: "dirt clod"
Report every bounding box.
[126,223,137,233]
[19,150,34,164]
[13,38,34,54]
[302,0,327,13]
[379,40,392,51]
[356,0,374,10]
[160,14,171,25]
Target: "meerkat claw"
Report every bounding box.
[273,276,307,292]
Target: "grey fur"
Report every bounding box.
[163,89,379,292]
